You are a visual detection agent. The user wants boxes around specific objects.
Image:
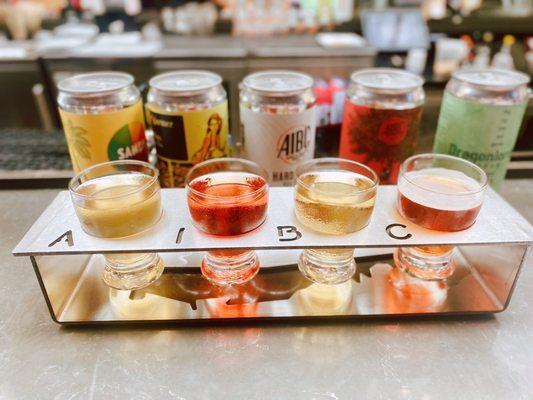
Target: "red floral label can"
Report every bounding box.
[339,102,423,184]
[338,69,425,184]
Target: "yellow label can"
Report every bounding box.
[147,71,230,187]
[57,72,148,172]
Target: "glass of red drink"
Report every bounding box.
[186,158,269,286]
[393,154,488,284]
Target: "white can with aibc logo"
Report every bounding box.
[239,70,316,186]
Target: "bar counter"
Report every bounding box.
[1,179,532,399]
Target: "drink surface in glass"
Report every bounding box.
[74,173,161,238]
[393,154,487,282]
[70,160,164,290]
[188,171,268,236]
[295,158,378,285]
[186,158,269,286]
[295,170,376,235]
[397,167,484,232]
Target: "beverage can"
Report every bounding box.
[147,70,230,188]
[240,70,316,186]
[314,78,346,157]
[57,72,148,172]
[433,69,530,190]
[339,68,425,184]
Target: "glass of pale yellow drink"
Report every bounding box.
[295,158,378,284]
[69,160,164,290]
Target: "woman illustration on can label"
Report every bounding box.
[192,113,227,162]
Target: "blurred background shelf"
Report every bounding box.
[0,0,531,186]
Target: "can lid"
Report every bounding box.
[57,72,134,94]
[149,70,222,93]
[242,70,314,94]
[452,68,530,88]
[350,68,424,91]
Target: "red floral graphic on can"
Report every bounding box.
[339,101,423,184]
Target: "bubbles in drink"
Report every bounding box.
[187,171,268,236]
[397,167,484,231]
[295,170,377,235]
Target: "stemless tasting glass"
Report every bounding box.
[295,158,379,284]
[69,160,164,290]
[394,153,488,282]
[186,158,269,286]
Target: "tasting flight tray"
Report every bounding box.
[13,186,533,325]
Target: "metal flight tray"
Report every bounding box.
[13,186,533,325]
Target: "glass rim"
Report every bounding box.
[295,157,379,196]
[185,157,269,201]
[400,153,489,195]
[68,160,159,201]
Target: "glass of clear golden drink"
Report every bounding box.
[295,158,378,284]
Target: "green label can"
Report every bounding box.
[433,69,530,190]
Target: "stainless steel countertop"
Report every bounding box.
[1,180,532,399]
